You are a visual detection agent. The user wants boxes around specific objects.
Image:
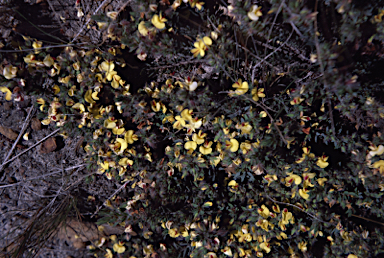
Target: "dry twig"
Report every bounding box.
[0,106,34,173]
[314,0,336,138]
[0,128,60,169]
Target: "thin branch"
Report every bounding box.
[70,0,116,43]
[0,164,85,189]
[351,214,384,227]
[0,128,60,169]
[218,91,287,146]
[0,106,34,173]
[244,95,287,146]
[148,59,207,70]
[252,28,294,72]
[0,43,88,53]
[314,0,336,138]
[264,0,285,57]
[91,181,129,218]
[263,192,330,224]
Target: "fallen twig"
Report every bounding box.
[314,0,336,139]
[70,0,112,43]
[0,106,34,173]
[0,164,85,189]
[91,180,129,218]
[0,128,60,170]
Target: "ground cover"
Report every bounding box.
[1,0,384,257]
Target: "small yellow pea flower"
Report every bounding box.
[225,138,239,152]
[151,13,167,29]
[231,79,248,95]
[2,64,18,80]
[113,241,126,253]
[125,130,138,144]
[0,87,13,101]
[251,87,265,101]
[32,40,43,54]
[248,5,262,21]
[316,155,329,168]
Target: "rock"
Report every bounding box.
[3,101,12,110]
[40,137,57,153]
[57,219,100,249]
[31,117,41,131]
[0,125,18,140]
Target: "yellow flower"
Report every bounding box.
[226,138,239,152]
[372,160,384,175]
[185,117,202,133]
[98,160,110,174]
[163,114,175,124]
[119,158,133,167]
[173,115,186,129]
[299,188,310,200]
[151,100,161,112]
[248,5,262,21]
[191,36,212,57]
[231,79,249,95]
[260,111,267,117]
[52,85,60,95]
[251,87,265,101]
[317,177,328,186]
[104,248,113,258]
[24,54,37,64]
[138,21,149,36]
[221,246,232,257]
[106,70,118,81]
[256,219,271,232]
[203,201,213,207]
[0,87,12,101]
[347,255,358,258]
[369,145,384,157]
[303,172,316,188]
[125,130,138,144]
[296,147,315,163]
[228,180,239,193]
[192,130,206,144]
[73,61,80,71]
[190,0,205,10]
[84,89,96,104]
[72,103,85,113]
[100,60,115,73]
[290,96,305,105]
[285,173,302,186]
[111,73,124,88]
[200,141,213,155]
[185,141,197,151]
[42,55,54,67]
[240,141,252,154]
[237,122,252,134]
[32,40,42,54]
[257,205,270,219]
[298,241,307,252]
[111,138,128,155]
[264,174,277,186]
[281,208,293,225]
[168,228,180,238]
[316,155,329,168]
[211,156,221,166]
[259,240,271,253]
[104,117,117,129]
[151,13,167,29]
[3,64,18,80]
[180,109,193,121]
[113,241,126,253]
